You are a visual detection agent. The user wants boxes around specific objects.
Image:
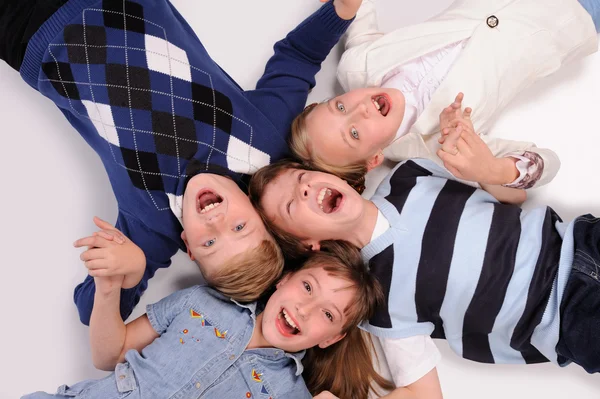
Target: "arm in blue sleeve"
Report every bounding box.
[244,1,353,135]
[73,211,181,325]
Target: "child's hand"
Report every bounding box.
[320,0,363,20]
[74,217,146,289]
[439,92,464,143]
[436,109,518,185]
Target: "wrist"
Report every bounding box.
[332,1,358,20]
[94,279,122,300]
[491,157,519,185]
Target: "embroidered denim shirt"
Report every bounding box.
[135,286,311,398]
[46,286,312,399]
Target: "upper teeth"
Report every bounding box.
[199,201,221,213]
[282,309,299,331]
[317,188,332,211]
[372,97,382,112]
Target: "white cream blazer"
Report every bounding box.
[337,0,598,187]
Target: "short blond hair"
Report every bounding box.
[289,103,368,193]
[206,239,284,302]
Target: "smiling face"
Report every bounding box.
[181,173,272,278]
[259,168,365,250]
[305,87,405,168]
[261,266,356,352]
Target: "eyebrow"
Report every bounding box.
[308,272,343,320]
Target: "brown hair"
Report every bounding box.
[206,239,284,302]
[289,103,368,194]
[299,241,394,399]
[248,159,313,259]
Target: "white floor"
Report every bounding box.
[0,0,599,398]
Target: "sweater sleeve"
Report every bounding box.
[73,210,181,325]
[243,1,353,136]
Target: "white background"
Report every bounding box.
[0,0,599,398]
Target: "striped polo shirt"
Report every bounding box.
[360,159,576,364]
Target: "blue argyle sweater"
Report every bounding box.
[361,159,577,365]
[20,0,352,325]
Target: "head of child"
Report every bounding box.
[290,87,405,185]
[261,241,388,398]
[181,173,284,301]
[249,160,368,257]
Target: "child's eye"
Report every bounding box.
[336,101,346,113]
[203,239,216,247]
[324,311,334,322]
[350,127,359,140]
[303,281,312,294]
[234,223,246,232]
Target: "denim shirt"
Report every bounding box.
[33,286,312,399]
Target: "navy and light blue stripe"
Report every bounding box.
[361,159,574,364]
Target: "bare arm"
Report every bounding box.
[90,277,159,371]
[381,368,443,399]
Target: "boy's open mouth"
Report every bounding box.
[196,189,223,214]
[372,94,391,116]
[317,187,343,214]
[278,308,301,335]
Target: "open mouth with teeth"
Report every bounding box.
[196,189,223,214]
[372,94,391,116]
[317,187,343,214]
[278,308,301,335]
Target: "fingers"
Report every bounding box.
[441,125,462,154]
[80,247,105,263]
[74,235,114,249]
[452,92,464,108]
[93,230,125,244]
[436,150,463,179]
[463,107,472,119]
[93,216,114,230]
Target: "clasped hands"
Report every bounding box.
[437,92,518,186]
[73,217,146,294]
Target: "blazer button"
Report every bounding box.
[486,15,499,28]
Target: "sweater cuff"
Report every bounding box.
[20,0,100,89]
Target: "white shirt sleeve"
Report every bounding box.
[368,334,441,398]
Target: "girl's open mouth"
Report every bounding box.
[196,189,223,214]
[372,94,391,116]
[277,308,301,336]
[317,187,343,214]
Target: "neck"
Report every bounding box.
[247,313,271,349]
[345,199,379,249]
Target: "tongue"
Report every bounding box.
[378,97,390,116]
[322,190,341,214]
[199,192,219,209]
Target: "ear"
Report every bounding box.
[366,151,384,171]
[303,239,321,252]
[318,332,346,349]
[276,272,292,289]
[180,231,195,261]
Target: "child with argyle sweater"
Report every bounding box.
[0,0,362,325]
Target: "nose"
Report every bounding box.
[296,301,316,320]
[352,101,370,119]
[296,181,310,202]
[205,211,224,225]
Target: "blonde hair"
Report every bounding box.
[206,239,284,302]
[289,103,368,194]
[299,241,395,399]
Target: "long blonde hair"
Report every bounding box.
[289,103,368,194]
[299,241,395,399]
